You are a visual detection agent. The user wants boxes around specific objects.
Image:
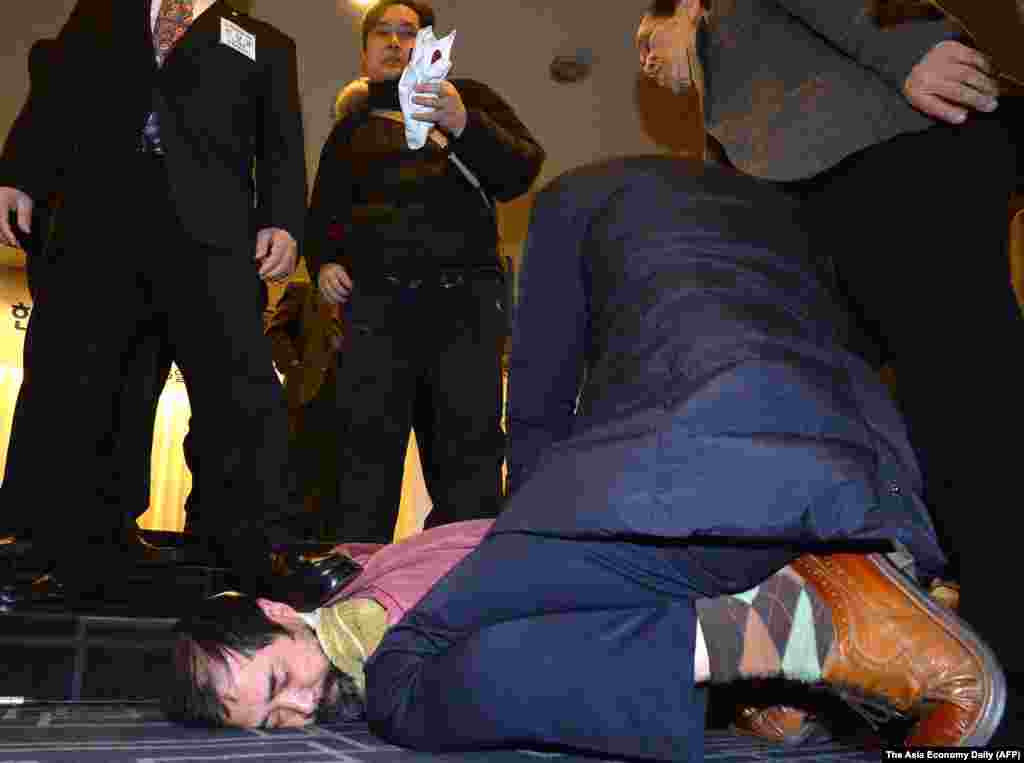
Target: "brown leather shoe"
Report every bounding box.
[790,553,1005,746]
[731,705,830,745]
[732,572,964,744]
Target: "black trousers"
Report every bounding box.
[97,316,174,527]
[787,101,1023,673]
[1,153,291,573]
[2,202,172,534]
[105,324,207,532]
[282,369,342,538]
[327,274,506,543]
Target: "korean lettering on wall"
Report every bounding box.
[10,300,30,332]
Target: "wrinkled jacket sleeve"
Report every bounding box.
[447,78,544,203]
[253,33,308,245]
[773,0,953,91]
[506,181,589,493]
[304,118,357,282]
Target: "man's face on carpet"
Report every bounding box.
[211,600,347,729]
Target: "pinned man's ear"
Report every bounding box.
[254,598,303,626]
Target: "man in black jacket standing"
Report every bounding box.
[0,0,307,598]
[306,0,543,543]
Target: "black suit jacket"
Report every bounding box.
[0,0,306,254]
[20,39,60,262]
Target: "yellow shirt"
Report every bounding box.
[314,597,389,698]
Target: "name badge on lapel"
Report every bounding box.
[221,17,256,61]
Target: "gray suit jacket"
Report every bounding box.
[700,0,952,181]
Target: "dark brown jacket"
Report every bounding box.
[265,281,342,408]
[305,78,543,280]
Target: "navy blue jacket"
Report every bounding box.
[500,156,945,578]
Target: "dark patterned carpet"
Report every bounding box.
[0,704,887,763]
[1,539,1019,761]
[0,602,894,763]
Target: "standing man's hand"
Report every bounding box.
[0,187,34,250]
[412,80,468,137]
[319,263,353,305]
[903,40,1000,124]
[255,227,297,282]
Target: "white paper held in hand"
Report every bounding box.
[398,26,456,149]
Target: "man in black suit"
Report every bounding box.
[0,0,307,597]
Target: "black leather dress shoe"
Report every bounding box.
[0,534,32,561]
[264,552,364,612]
[0,571,122,612]
[118,529,183,564]
[15,528,181,574]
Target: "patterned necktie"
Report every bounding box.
[143,0,195,152]
[153,0,194,65]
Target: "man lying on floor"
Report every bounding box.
[163,157,1003,759]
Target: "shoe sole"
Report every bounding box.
[870,553,1007,746]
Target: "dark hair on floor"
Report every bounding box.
[161,594,293,727]
[361,0,436,49]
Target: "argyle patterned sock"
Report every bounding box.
[696,565,833,685]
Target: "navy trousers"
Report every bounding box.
[366,531,797,762]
